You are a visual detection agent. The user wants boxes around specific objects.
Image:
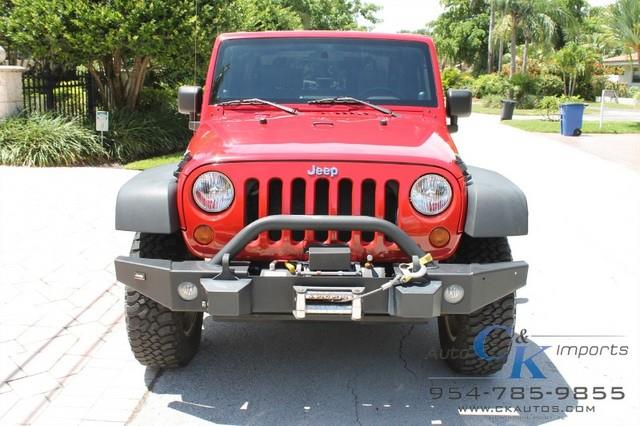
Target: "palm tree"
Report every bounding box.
[555,42,589,96]
[497,0,528,77]
[487,0,496,72]
[493,11,513,73]
[520,0,556,74]
[610,0,640,67]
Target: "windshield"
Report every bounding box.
[211,38,438,107]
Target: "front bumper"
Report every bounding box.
[115,215,527,321]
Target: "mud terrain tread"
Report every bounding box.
[446,234,513,264]
[125,233,202,368]
[438,236,515,375]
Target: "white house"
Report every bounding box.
[604,53,640,88]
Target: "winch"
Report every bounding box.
[259,247,433,320]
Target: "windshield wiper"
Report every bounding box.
[216,98,297,115]
[307,96,395,116]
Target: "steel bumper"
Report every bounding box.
[114,256,527,320]
[115,215,527,320]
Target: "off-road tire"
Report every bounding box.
[125,233,203,368]
[438,235,515,375]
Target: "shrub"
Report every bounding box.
[104,86,191,163]
[590,75,607,98]
[536,74,563,96]
[472,73,511,98]
[441,68,474,91]
[510,73,538,101]
[517,94,540,109]
[604,81,630,98]
[105,107,190,163]
[538,96,561,120]
[481,94,504,108]
[537,95,584,121]
[138,86,177,112]
[0,114,107,166]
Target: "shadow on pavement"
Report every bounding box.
[144,317,574,425]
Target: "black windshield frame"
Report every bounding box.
[210,37,438,108]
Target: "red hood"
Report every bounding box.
[184,108,459,175]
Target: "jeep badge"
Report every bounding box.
[307,165,339,177]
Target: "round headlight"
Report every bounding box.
[410,174,452,215]
[192,172,234,213]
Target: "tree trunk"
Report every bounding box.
[498,39,504,72]
[87,63,109,107]
[487,0,495,73]
[125,56,150,110]
[86,55,150,111]
[102,56,125,109]
[509,15,517,78]
[522,39,529,74]
[568,75,573,97]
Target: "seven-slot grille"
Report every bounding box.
[244,177,399,245]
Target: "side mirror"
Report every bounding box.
[178,86,203,131]
[178,86,203,114]
[446,89,472,133]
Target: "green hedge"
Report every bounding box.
[0,86,191,167]
[0,114,107,166]
[105,107,190,164]
[472,74,512,98]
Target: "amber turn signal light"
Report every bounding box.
[193,225,214,245]
[429,227,450,248]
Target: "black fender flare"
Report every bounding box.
[115,164,180,234]
[464,166,528,237]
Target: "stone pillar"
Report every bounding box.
[0,66,26,120]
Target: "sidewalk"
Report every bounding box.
[0,167,149,425]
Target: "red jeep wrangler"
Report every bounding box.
[115,31,528,375]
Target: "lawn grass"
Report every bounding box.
[124,152,183,170]
[502,119,640,134]
[584,101,640,112]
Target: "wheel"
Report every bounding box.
[573,128,582,136]
[125,233,203,368]
[438,235,516,375]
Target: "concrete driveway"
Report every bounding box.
[1,113,639,425]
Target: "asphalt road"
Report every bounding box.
[130,114,640,426]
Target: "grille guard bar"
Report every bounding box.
[209,215,426,265]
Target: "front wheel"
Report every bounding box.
[438,235,516,375]
[438,294,515,375]
[125,233,203,368]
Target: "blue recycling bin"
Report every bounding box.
[559,103,586,136]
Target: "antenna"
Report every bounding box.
[194,0,198,84]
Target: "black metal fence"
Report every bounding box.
[22,70,99,121]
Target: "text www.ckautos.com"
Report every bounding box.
[458,405,596,415]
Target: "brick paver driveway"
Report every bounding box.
[0,166,147,425]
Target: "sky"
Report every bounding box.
[366,0,617,33]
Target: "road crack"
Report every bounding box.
[398,324,417,378]
[346,375,362,426]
